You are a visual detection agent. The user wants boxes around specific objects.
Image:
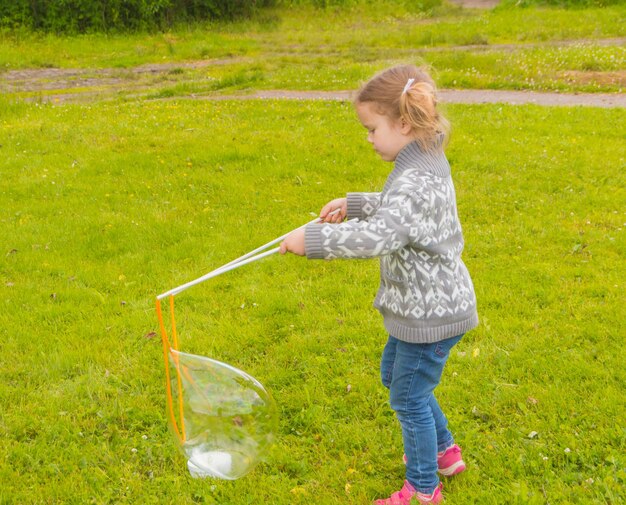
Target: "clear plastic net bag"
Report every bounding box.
[169,349,277,479]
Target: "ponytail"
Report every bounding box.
[355,65,449,151]
[400,79,449,151]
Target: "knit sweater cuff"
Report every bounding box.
[305,224,325,259]
[346,193,363,220]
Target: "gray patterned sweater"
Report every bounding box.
[304,139,478,343]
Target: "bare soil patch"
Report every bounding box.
[559,70,626,88]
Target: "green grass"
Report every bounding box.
[1,4,625,96]
[1,96,624,503]
[1,5,623,70]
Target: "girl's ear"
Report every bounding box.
[400,118,412,135]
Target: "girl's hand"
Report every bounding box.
[279,228,306,256]
[320,198,347,223]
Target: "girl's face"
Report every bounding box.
[356,102,413,162]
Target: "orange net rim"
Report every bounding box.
[156,296,186,444]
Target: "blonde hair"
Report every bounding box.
[355,65,449,151]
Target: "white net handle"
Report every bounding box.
[157,210,339,300]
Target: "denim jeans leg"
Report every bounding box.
[380,336,397,390]
[429,394,455,453]
[387,334,462,494]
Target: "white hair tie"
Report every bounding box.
[402,78,415,95]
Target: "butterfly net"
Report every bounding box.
[156,296,277,480]
[155,216,326,478]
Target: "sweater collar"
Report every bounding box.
[384,134,449,191]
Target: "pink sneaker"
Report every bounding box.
[402,444,466,477]
[374,481,442,505]
[437,444,466,476]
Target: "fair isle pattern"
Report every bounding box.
[305,139,478,343]
[346,192,381,221]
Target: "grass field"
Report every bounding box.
[1,0,625,502]
[1,95,624,503]
[1,4,625,98]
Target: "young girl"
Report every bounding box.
[279,64,478,505]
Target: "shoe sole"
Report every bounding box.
[438,461,466,476]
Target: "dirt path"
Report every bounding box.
[208,89,626,108]
[2,37,624,108]
[8,87,625,109]
[450,0,500,8]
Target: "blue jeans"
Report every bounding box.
[380,334,463,494]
